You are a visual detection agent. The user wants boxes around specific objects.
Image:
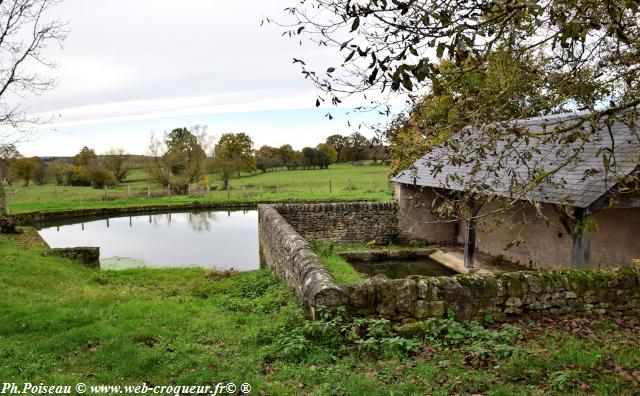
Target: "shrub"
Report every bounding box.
[88,167,116,189]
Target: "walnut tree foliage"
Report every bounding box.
[147,127,210,193]
[210,132,256,190]
[277,0,640,226]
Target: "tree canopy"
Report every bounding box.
[278,0,640,219]
[0,0,66,230]
[148,127,210,192]
[210,132,256,189]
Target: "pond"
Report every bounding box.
[37,209,259,271]
[349,257,458,279]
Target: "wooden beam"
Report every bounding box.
[464,217,476,269]
[571,207,590,269]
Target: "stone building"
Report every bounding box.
[392,112,640,270]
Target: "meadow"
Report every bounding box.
[1,231,638,395]
[6,162,392,213]
[2,161,639,395]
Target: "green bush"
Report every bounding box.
[88,167,116,189]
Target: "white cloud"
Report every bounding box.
[11,0,403,155]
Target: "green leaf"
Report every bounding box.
[344,50,356,62]
[351,16,360,32]
[368,68,379,85]
[401,74,413,91]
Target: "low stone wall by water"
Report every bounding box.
[272,202,399,244]
[52,247,100,269]
[258,205,345,312]
[259,202,640,321]
[10,202,258,226]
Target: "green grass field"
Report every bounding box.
[3,161,639,394]
[6,163,392,213]
[1,232,638,395]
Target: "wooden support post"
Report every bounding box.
[348,178,352,190]
[463,217,476,269]
[329,180,332,193]
[104,185,108,200]
[167,184,171,197]
[227,185,230,199]
[147,185,151,198]
[571,207,590,269]
[127,184,131,198]
[463,200,483,269]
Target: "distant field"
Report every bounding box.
[7,162,394,213]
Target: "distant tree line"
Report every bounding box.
[0,144,132,189]
[255,132,387,173]
[0,129,388,194]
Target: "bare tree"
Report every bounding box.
[0,0,66,232]
[101,147,131,183]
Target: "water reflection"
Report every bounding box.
[37,210,258,271]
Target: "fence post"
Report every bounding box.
[127,184,131,198]
[147,185,151,198]
[167,183,171,197]
[104,185,108,200]
[227,184,230,199]
[348,178,352,190]
[329,180,332,193]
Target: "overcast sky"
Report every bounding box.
[16,0,398,156]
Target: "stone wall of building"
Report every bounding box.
[395,184,458,244]
[273,202,399,244]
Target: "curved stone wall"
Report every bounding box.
[258,205,346,313]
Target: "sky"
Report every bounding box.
[13,0,401,157]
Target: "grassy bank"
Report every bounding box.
[6,163,393,214]
[1,233,638,394]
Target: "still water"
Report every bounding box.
[349,257,458,279]
[37,210,259,270]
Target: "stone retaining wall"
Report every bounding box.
[10,202,259,226]
[259,202,640,321]
[343,268,640,321]
[258,205,345,313]
[52,247,100,269]
[272,202,399,244]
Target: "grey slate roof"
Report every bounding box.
[392,111,640,208]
